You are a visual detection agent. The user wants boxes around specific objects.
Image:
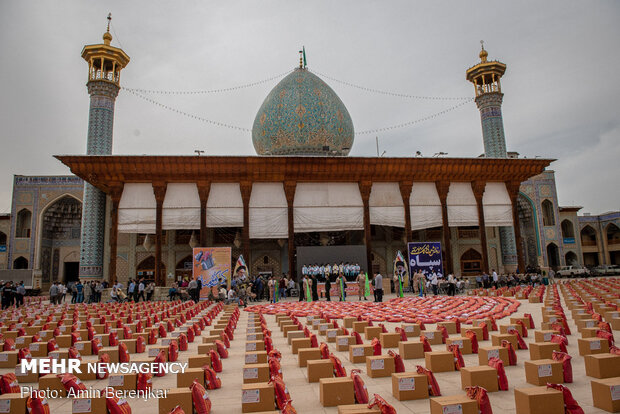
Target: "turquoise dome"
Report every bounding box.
[252,68,354,156]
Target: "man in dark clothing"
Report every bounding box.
[311,275,319,301]
[324,276,331,301]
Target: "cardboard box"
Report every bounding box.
[287,331,306,344]
[529,342,561,360]
[281,325,298,337]
[399,341,425,360]
[245,351,268,364]
[318,323,331,335]
[55,334,72,348]
[38,374,67,397]
[242,362,271,384]
[298,348,322,367]
[364,326,382,341]
[247,340,267,352]
[188,355,211,368]
[425,351,454,373]
[460,365,499,392]
[584,354,620,379]
[533,330,558,343]
[326,328,343,343]
[241,383,275,413]
[511,316,532,329]
[591,377,620,412]
[202,335,220,344]
[336,335,355,352]
[379,333,400,349]
[366,355,395,378]
[0,393,27,414]
[337,405,380,413]
[197,344,216,355]
[119,339,137,354]
[74,341,92,356]
[491,333,518,349]
[391,372,428,401]
[581,327,600,338]
[27,342,47,357]
[478,346,510,366]
[71,397,107,414]
[75,361,97,381]
[14,336,32,350]
[446,337,472,354]
[352,321,369,334]
[0,351,18,368]
[464,326,484,341]
[437,321,457,334]
[429,395,478,414]
[343,317,357,329]
[524,359,563,386]
[349,345,373,363]
[291,338,311,354]
[307,359,334,383]
[108,373,138,390]
[500,324,523,336]
[176,368,204,388]
[14,364,39,383]
[514,386,565,414]
[147,346,168,359]
[158,388,193,414]
[421,330,443,345]
[577,338,609,356]
[319,377,355,407]
[576,318,598,330]
[401,324,421,337]
[93,334,109,347]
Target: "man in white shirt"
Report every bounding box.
[431,271,439,295]
[373,273,383,302]
[492,269,499,288]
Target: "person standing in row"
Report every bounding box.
[324,275,331,301]
[356,271,366,300]
[311,274,319,301]
[373,272,383,302]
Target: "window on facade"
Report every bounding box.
[15,209,32,238]
[0,231,6,246]
[561,220,575,239]
[580,226,597,246]
[541,200,555,226]
[13,256,28,269]
[263,256,269,265]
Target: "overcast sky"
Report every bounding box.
[1,1,618,215]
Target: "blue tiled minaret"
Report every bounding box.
[79,16,130,279]
[466,44,517,268]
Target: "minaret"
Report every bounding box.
[79,15,130,279]
[466,42,517,269]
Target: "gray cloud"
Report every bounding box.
[1,0,618,214]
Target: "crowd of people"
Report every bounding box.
[301,262,362,281]
[0,281,26,308]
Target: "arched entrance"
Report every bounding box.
[517,194,539,270]
[580,225,599,266]
[546,243,560,269]
[461,248,482,276]
[13,256,28,269]
[15,209,32,238]
[561,220,575,239]
[137,256,166,284]
[175,254,193,282]
[565,251,578,266]
[606,223,620,265]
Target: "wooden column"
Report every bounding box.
[108,184,123,285]
[359,181,373,273]
[472,181,489,274]
[197,182,211,247]
[284,181,297,280]
[240,182,253,263]
[399,181,413,243]
[153,182,167,286]
[435,181,453,275]
[506,181,526,273]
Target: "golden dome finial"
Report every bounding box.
[479,40,488,62]
[299,50,303,69]
[103,13,113,45]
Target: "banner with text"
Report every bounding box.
[407,242,444,278]
[193,247,232,299]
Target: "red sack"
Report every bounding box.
[418,320,426,330]
[18,347,32,362]
[501,340,517,366]
[524,313,535,329]
[508,328,528,350]
[214,340,228,358]
[59,373,87,393]
[154,350,167,377]
[220,332,230,348]
[87,327,95,341]
[136,336,146,353]
[388,350,405,373]
[168,340,179,362]
[190,380,212,414]
[329,353,347,377]
[421,335,432,352]
[281,401,298,414]
[270,375,292,410]
[465,330,479,354]
[488,357,508,391]
[303,326,310,337]
[371,338,382,356]
[319,342,330,359]
[92,338,103,355]
[203,366,221,390]
[416,365,441,396]
[137,373,152,391]
[158,324,167,338]
[53,328,61,337]
[46,339,59,353]
[269,356,282,379]
[610,346,620,355]
[379,323,388,333]
[395,327,407,342]
[551,335,568,353]
[148,329,157,345]
[109,331,119,347]
[598,321,612,333]
[167,320,174,332]
[455,319,461,334]
[551,322,566,336]
[552,351,573,383]
[97,353,110,379]
[597,330,615,347]
[352,331,364,345]
[309,334,318,348]
[186,327,195,343]
[367,394,397,414]
[0,373,20,393]
[546,383,584,414]
[71,332,81,345]
[105,391,133,414]
[268,349,282,361]
[118,342,130,363]
[448,344,465,370]
[489,317,498,331]
[350,369,369,404]
[26,396,51,414]
[209,350,222,373]
[123,326,133,340]
[465,386,493,414]
[263,335,272,353]
[478,322,489,340]
[515,320,528,337]
[437,326,449,344]
[68,346,82,360]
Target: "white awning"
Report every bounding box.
[369,182,405,228]
[118,183,156,233]
[206,183,243,228]
[410,182,442,230]
[447,182,478,227]
[483,182,514,227]
[294,183,363,232]
[249,182,288,239]
[162,183,200,230]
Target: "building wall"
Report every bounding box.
[578,211,620,266]
[558,210,582,266]
[0,217,10,269]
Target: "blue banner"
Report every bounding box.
[407,242,444,278]
[0,246,5,252]
[563,237,575,244]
